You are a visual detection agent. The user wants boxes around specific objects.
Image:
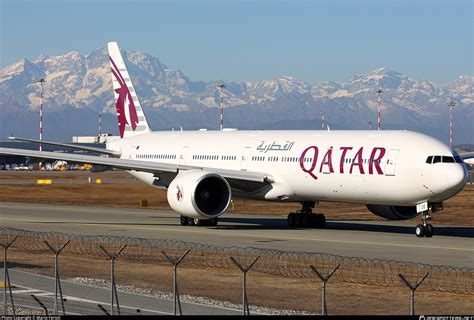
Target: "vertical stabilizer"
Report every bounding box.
[107,42,151,138]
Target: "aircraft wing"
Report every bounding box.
[0,147,272,184]
[8,137,121,157]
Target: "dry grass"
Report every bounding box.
[9,249,474,315]
[0,171,473,226]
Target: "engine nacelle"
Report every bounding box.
[167,170,231,219]
[366,205,419,220]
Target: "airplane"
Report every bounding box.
[0,42,470,238]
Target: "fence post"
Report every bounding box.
[1,235,18,316]
[161,250,190,316]
[230,256,260,316]
[310,263,340,316]
[399,272,429,315]
[31,294,48,315]
[44,240,70,315]
[100,244,127,316]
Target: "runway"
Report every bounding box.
[0,202,473,268]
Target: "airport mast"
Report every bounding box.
[38,79,46,151]
[376,89,383,130]
[98,112,102,138]
[218,84,226,130]
[448,101,456,148]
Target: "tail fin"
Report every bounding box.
[107,42,151,138]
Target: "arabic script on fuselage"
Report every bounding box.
[257,141,295,153]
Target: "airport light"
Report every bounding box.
[321,111,326,130]
[37,79,46,151]
[447,101,456,148]
[376,89,383,130]
[218,84,225,130]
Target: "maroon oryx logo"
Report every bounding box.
[109,55,139,138]
[176,185,183,202]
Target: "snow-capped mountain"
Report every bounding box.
[0,47,472,144]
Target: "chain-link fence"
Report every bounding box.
[1,227,471,296]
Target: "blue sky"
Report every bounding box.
[1,0,472,84]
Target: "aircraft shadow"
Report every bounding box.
[217,217,474,238]
[33,218,474,238]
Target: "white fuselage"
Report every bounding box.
[107,129,468,207]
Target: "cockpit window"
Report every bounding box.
[426,155,462,164]
[442,156,455,163]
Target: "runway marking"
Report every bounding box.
[11,289,41,294]
[4,216,471,252]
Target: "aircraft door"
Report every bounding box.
[179,146,189,165]
[241,147,251,171]
[385,149,400,176]
[128,146,138,159]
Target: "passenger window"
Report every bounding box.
[426,156,433,164]
[433,156,441,164]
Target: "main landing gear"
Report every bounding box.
[415,210,434,238]
[180,215,218,227]
[287,201,326,228]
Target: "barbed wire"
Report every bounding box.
[0,227,472,295]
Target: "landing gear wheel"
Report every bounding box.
[210,217,219,226]
[415,224,425,238]
[193,218,202,226]
[180,215,189,226]
[301,214,310,227]
[294,214,302,227]
[287,213,296,228]
[313,213,326,228]
[188,219,195,226]
[425,224,434,237]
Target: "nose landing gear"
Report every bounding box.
[415,210,434,238]
[287,201,326,228]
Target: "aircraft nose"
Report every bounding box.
[446,164,468,191]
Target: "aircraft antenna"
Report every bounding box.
[218,84,226,130]
[448,101,456,148]
[376,89,383,130]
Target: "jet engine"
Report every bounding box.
[366,205,419,220]
[167,170,231,219]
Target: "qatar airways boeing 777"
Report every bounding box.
[1,42,470,237]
